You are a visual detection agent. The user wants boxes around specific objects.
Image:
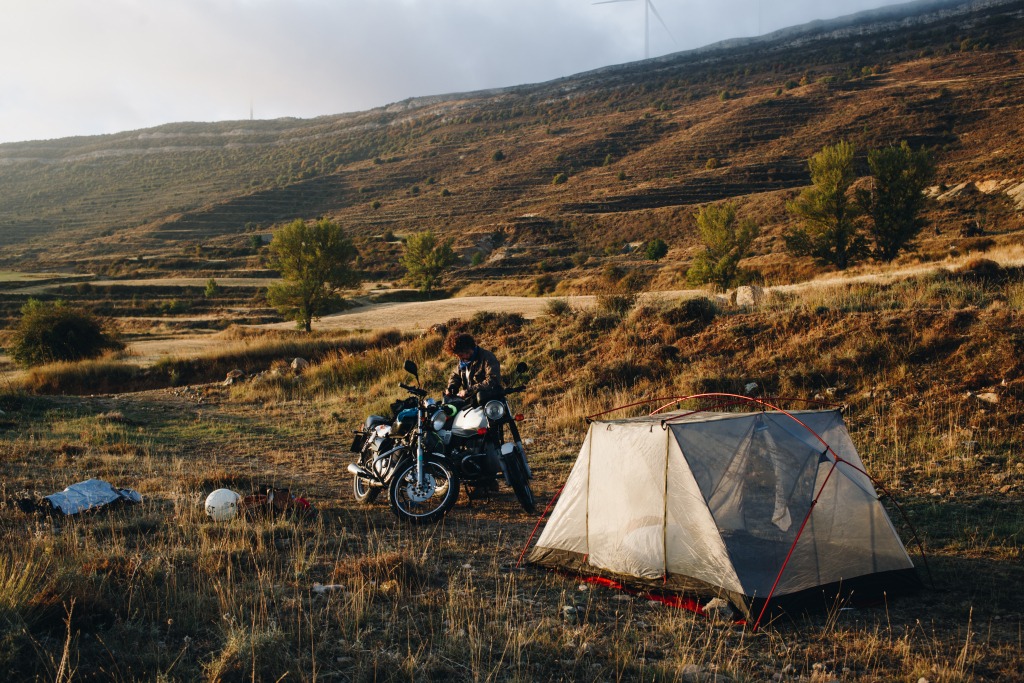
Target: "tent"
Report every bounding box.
[527,406,920,625]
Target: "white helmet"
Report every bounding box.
[205,488,241,521]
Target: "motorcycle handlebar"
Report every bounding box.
[399,383,427,397]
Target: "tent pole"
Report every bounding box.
[752,460,840,631]
[516,482,567,568]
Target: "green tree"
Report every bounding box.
[401,231,457,295]
[784,141,867,269]
[859,141,935,262]
[204,277,219,298]
[9,299,123,367]
[687,202,759,290]
[645,238,669,261]
[266,218,359,332]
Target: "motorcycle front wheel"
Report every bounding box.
[501,446,536,514]
[388,457,460,524]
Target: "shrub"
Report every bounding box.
[645,238,669,261]
[8,299,123,367]
[532,274,557,296]
[662,297,718,326]
[597,292,638,316]
[552,173,568,185]
[545,298,573,317]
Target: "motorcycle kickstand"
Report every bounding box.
[463,482,473,509]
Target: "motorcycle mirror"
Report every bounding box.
[404,360,419,378]
[515,362,528,375]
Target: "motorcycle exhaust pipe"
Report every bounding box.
[347,463,375,479]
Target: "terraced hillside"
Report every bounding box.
[1,0,1023,284]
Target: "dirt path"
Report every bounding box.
[267,295,600,332]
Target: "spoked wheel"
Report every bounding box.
[352,471,381,504]
[501,446,536,514]
[388,458,460,524]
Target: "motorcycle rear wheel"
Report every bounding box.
[502,446,536,514]
[389,457,460,524]
[352,472,381,504]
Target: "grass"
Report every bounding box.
[0,267,1022,680]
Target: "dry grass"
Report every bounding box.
[0,267,1022,680]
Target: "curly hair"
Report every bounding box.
[443,332,476,355]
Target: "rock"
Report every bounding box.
[291,357,310,372]
[681,664,704,682]
[702,597,734,622]
[732,285,766,308]
[744,382,759,395]
[975,392,999,404]
[1006,181,1024,210]
[223,369,246,386]
[562,605,580,624]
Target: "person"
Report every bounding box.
[443,332,502,401]
[443,332,503,500]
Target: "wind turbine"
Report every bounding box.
[594,0,676,60]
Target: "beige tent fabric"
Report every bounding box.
[531,409,916,604]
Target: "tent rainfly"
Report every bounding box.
[528,408,920,623]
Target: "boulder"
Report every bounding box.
[291,357,310,372]
[223,369,246,386]
[732,285,766,308]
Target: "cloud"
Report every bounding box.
[0,0,906,144]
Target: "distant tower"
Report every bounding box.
[250,100,254,121]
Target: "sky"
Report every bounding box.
[0,0,908,145]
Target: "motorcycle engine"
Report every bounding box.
[452,440,502,478]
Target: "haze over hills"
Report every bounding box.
[1,0,1022,285]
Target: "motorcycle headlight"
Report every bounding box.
[484,400,506,421]
[431,409,447,431]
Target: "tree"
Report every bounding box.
[784,141,867,269]
[687,202,759,291]
[859,141,935,261]
[266,218,359,332]
[645,238,669,261]
[9,299,123,367]
[401,231,457,295]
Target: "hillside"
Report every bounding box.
[1,0,1023,287]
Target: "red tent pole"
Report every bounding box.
[516,482,567,568]
[752,460,840,631]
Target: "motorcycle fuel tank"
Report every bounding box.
[451,407,488,437]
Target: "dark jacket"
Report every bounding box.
[445,347,502,400]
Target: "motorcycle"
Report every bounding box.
[436,361,536,514]
[348,359,535,521]
[346,361,459,524]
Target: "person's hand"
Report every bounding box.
[457,389,468,398]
